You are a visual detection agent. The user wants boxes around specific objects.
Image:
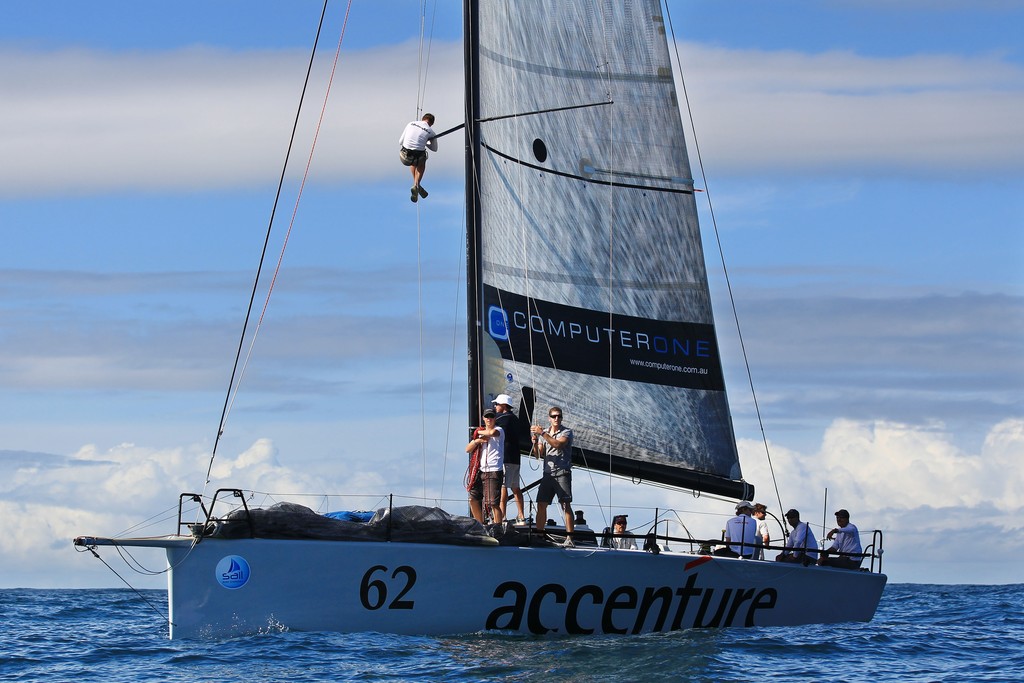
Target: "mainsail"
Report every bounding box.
[465,0,751,499]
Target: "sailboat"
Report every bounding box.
[75,0,886,638]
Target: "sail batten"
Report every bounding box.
[467,0,748,498]
[481,142,695,194]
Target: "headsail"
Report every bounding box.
[465,0,751,499]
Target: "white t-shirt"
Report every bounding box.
[399,121,437,152]
[478,427,504,472]
[755,518,770,558]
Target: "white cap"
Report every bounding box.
[492,393,514,407]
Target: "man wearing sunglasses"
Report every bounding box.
[466,408,505,525]
[530,406,575,546]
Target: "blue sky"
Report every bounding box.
[1,1,1022,589]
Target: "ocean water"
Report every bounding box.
[1,584,1021,682]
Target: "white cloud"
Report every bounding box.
[736,417,1024,582]
[0,438,383,587]
[742,418,1024,515]
[677,44,1024,176]
[0,42,465,196]
[3,37,1023,197]
[2,416,1021,587]
[208,438,328,493]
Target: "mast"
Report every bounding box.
[464,0,483,429]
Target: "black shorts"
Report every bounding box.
[537,471,572,504]
[820,553,862,570]
[470,470,503,509]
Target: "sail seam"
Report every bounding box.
[483,261,704,292]
[479,44,673,85]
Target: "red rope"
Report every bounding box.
[209,0,355,485]
[464,427,482,492]
[258,0,354,322]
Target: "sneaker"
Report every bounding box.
[410,187,418,203]
[417,185,428,198]
[515,517,526,525]
[561,536,575,549]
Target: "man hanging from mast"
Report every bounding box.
[398,113,437,203]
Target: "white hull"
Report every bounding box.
[114,537,886,638]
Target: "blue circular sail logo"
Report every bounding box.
[215,555,251,590]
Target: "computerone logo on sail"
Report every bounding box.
[487,305,510,341]
[215,555,251,590]
[484,285,725,391]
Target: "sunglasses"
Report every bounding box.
[549,414,562,418]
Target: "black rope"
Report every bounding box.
[112,543,172,577]
[431,122,465,140]
[79,544,169,623]
[664,0,777,511]
[432,99,613,140]
[205,0,332,484]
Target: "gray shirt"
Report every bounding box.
[540,425,573,475]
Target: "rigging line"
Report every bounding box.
[664,1,780,510]
[107,531,206,578]
[415,5,439,502]
[79,545,169,621]
[430,101,615,141]
[204,0,353,486]
[494,0,535,424]
[417,195,427,500]
[414,3,438,501]
[205,0,333,487]
[600,15,617,517]
[416,2,426,115]
[413,7,426,493]
[430,122,465,139]
[595,1,618,516]
[477,100,613,125]
[115,502,181,537]
[497,0,534,415]
[220,0,354,460]
[112,543,174,577]
[415,1,439,115]
[439,210,468,504]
